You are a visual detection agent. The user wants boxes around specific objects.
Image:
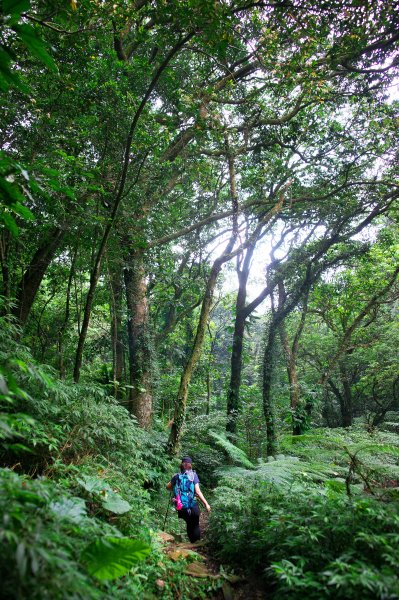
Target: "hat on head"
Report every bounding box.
[181,456,193,463]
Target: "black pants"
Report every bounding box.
[178,504,201,542]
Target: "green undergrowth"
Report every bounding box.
[208,429,399,599]
[0,468,221,599]
[4,311,399,599]
[0,319,220,599]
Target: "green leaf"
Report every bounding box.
[13,489,45,505]
[1,212,19,236]
[0,177,26,204]
[0,48,20,92]
[101,491,131,514]
[208,431,254,469]
[77,475,112,494]
[5,443,33,453]
[11,202,35,221]
[13,24,57,72]
[49,496,87,523]
[3,0,30,19]
[82,537,151,580]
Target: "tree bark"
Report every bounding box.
[262,276,311,454]
[280,324,301,433]
[13,227,66,327]
[58,246,77,378]
[109,258,124,394]
[225,217,293,436]
[167,258,224,454]
[166,152,286,454]
[279,295,308,435]
[167,135,240,454]
[124,253,152,428]
[339,361,353,427]
[226,243,255,435]
[0,230,11,312]
[263,319,279,456]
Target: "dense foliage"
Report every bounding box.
[1,0,399,597]
[209,431,399,598]
[0,316,223,598]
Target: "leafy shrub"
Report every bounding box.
[0,318,222,599]
[0,314,177,527]
[0,468,151,599]
[208,446,399,599]
[0,468,219,599]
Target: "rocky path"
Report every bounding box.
[157,510,268,599]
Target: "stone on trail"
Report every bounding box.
[156,531,175,544]
[184,561,220,579]
[167,547,203,561]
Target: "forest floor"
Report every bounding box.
[158,510,269,599]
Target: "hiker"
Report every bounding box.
[166,456,211,543]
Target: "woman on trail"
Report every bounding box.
[166,456,211,543]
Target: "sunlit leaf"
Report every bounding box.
[101,491,131,514]
[82,537,151,580]
[10,202,35,221]
[77,475,112,494]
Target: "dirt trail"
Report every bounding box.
[158,510,268,599]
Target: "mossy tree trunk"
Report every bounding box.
[263,319,279,457]
[167,258,225,454]
[339,361,353,428]
[58,246,77,378]
[124,251,153,428]
[279,294,308,435]
[14,227,66,327]
[109,258,124,395]
[226,243,255,435]
[167,137,240,454]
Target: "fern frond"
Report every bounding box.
[208,431,254,469]
[215,455,337,490]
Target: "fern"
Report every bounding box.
[207,431,254,469]
[215,455,340,491]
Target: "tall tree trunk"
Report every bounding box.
[0,230,11,313]
[167,259,224,454]
[226,243,255,435]
[225,215,291,436]
[109,258,124,394]
[262,319,279,456]
[124,253,152,428]
[168,135,240,454]
[58,246,77,378]
[205,322,217,416]
[167,148,285,454]
[206,369,211,416]
[279,295,308,435]
[13,227,66,327]
[280,324,301,433]
[339,361,353,427]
